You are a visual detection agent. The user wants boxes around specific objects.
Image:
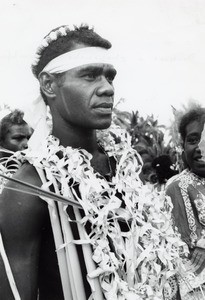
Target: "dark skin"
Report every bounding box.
[0,43,116,299]
[0,124,33,160]
[0,164,52,299]
[181,120,205,275]
[0,124,33,152]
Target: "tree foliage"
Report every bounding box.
[113,107,177,165]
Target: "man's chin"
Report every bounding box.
[96,122,112,130]
[193,167,205,178]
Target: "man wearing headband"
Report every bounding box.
[0,25,181,300]
[0,24,117,300]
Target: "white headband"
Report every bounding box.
[41,47,114,75]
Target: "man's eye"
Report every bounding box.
[187,137,199,144]
[84,73,97,80]
[106,75,115,84]
[13,137,22,141]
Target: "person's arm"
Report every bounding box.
[166,181,192,246]
[0,163,47,300]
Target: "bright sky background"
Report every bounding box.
[0,0,205,126]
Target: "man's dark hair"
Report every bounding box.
[0,109,26,143]
[178,106,205,144]
[32,24,112,104]
[32,24,112,78]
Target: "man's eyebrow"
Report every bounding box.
[77,66,101,72]
[187,132,199,135]
[77,65,117,74]
[186,132,200,137]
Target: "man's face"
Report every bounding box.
[53,53,117,130]
[184,120,205,177]
[1,124,32,152]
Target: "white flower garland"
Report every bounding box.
[11,126,186,299]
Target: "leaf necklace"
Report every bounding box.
[96,141,114,182]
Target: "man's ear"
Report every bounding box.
[38,72,56,99]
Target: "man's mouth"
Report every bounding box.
[93,103,113,114]
[94,103,113,109]
[195,156,205,163]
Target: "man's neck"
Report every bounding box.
[0,147,13,158]
[52,122,98,154]
[52,124,114,178]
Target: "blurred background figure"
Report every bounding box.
[0,109,33,157]
[152,154,179,190]
[166,105,205,299]
[113,107,180,189]
[140,161,158,185]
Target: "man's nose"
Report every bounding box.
[96,77,114,97]
[20,139,28,150]
[195,144,202,154]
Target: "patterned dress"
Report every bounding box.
[166,169,205,299]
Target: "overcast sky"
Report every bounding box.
[0,0,205,126]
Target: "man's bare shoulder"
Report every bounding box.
[14,162,42,186]
[0,162,47,228]
[0,163,50,299]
